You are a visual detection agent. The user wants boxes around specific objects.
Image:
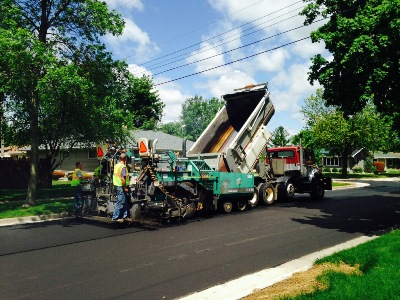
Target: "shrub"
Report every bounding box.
[323,166,331,172]
[352,166,363,173]
[363,157,375,173]
[331,167,338,172]
[373,161,385,172]
[52,170,65,180]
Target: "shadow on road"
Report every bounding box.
[280,183,400,237]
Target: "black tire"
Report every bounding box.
[259,183,275,205]
[248,186,259,208]
[220,200,233,214]
[236,199,247,212]
[277,181,295,201]
[310,181,325,200]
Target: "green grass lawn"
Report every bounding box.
[0,199,73,219]
[0,180,74,202]
[290,229,400,299]
[0,180,74,219]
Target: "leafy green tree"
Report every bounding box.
[160,96,224,141]
[269,126,291,147]
[291,129,323,165]
[181,96,224,141]
[301,89,393,177]
[0,1,163,206]
[159,121,184,137]
[301,0,400,141]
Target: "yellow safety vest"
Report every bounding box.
[71,168,82,186]
[113,162,127,187]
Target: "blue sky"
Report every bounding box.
[104,0,328,136]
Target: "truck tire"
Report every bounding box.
[220,200,233,213]
[248,186,259,208]
[286,182,295,200]
[236,199,247,212]
[277,181,295,201]
[310,181,324,201]
[259,183,275,205]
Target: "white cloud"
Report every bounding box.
[104,18,160,63]
[105,0,144,11]
[127,63,152,77]
[203,71,257,97]
[154,78,193,123]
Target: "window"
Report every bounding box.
[88,148,97,159]
[270,150,294,158]
[324,156,341,166]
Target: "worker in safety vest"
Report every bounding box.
[111,153,131,223]
[71,161,84,212]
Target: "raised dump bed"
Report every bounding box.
[187,83,275,173]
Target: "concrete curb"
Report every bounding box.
[0,212,71,227]
[178,235,378,300]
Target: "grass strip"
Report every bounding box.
[0,199,73,219]
[290,229,400,299]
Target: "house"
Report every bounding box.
[320,149,369,170]
[42,130,195,172]
[321,148,400,171]
[373,152,400,169]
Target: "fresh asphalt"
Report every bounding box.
[0,179,399,300]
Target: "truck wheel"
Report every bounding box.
[220,200,233,214]
[286,182,295,200]
[277,181,295,201]
[236,199,247,212]
[310,181,324,200]
[260,183,275,205]
[248,186,259,208]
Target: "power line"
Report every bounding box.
[152,22,314,77]
[154,37,310,86]
[124,0,272,61]
[130,8,304,76]
[130,1,303,70]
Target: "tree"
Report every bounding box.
[0,1,163,205]
[159,121,184,138]
[301,89,393,177]
[159,96,224,141]
[291,129,322,164]
[269,126,291,147]
[301,0,400,141]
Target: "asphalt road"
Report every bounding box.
[1,180,399,300]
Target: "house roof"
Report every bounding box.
[351,148,371,158]
[373,151,400,159]
[130,130,194,151]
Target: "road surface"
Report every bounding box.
[0,180,399,299]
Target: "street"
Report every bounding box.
[1,180,399,299]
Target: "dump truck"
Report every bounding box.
[80,83,331,223]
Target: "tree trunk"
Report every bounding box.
[25,92,40,207]
[25,0,49,206]
[341,148,350,178]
